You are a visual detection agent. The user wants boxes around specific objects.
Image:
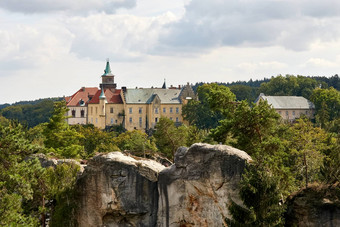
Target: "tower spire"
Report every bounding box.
[99,87,106,99]
[162,78,166,89]
[102,59,113,76]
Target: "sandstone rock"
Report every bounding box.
[26,153,84,172]
[75,152,165,227]
[285,183,340,227]
[157,143,252,227]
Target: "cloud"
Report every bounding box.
[158,0,340,52]
[0,0,136,14]
[0,22,73,74]
[65,12,177,61]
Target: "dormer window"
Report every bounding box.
[79,99,85,106]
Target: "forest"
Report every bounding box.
[0,74,339,226]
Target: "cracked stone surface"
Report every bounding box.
[74,144,251,227]
[75,152,165,227]
[157,143,252,226]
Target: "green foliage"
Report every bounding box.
[154,117,188,159]
[43,101,84,158]
[0,115,10,126]
[229,84,256,102]
[201,83,236,117]
[0,124,42,225]
[0,192,38,226]
[0,99,57,128]
[73,124,118,157]
[113,130,157,156]
[259,75,321,98]
[211,100,280,154]
[227,163,285,227]
[286,118,329,188]
[182,85,224,130]
[47,163,80,227]
[311,87,340,129]
[321,135,340,184]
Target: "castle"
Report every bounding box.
[65,60,196,131]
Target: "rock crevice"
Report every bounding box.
[74,144,252,226]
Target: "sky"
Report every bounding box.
[1,0,340,104]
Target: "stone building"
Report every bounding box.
[255,93,315,121]
[65,60,196,131]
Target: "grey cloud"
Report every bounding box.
[0,0,136,14]
[158,0,340,52]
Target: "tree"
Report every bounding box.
[43,101,84,158]
[0,99,56,128]
[113,130,157,157]
[153,117,188,159]
[311,87,340,129]
[0,123,42,225]
[211,100,281,154]
[182,84,225,130]
[286,118,329,188]
[228,84,256,102]
[226,163,285,226]
[320,134,340,184]
[259,75,320,98]
[73,124,118,157]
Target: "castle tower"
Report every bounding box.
[99,87,107,129]
[100,59,117,91]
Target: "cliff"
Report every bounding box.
[74,143,251,226]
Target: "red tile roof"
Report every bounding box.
[88,89,123,104]
[65,87,99,106]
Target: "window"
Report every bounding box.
[129,107,132,114]
[110,107,113,113]
[306,111,308,115]
[81,110,85,118]
[155,117,158,123]
[91,107,93,114]
[155,108,158,114]
[72,110,76,117]
[115,120,118,124]
[111,118,114,124]
[292,111,295,116]
[95,118,98,124]
[170,107,173,113]
[163,107,166,113]
[176,107,179,113]
[139,107,142,114]
[170,117,173,120]
[286,111,288,116]
[129,117,132,123]
[95,107,98,114]
[176,117,179,122]
[278,111,281,115]
[139,117,142,126]
[91,118,93,123]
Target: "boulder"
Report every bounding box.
[75,152,165,227]
[285,183,340,227]
[157,143,252,226]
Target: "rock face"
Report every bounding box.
[74,144,251,227]
[157,143,252,226]
[75,152,165,227]
[285,183,340,227]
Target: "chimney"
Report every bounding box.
[122,86,127,92]
[82,87,85,92]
